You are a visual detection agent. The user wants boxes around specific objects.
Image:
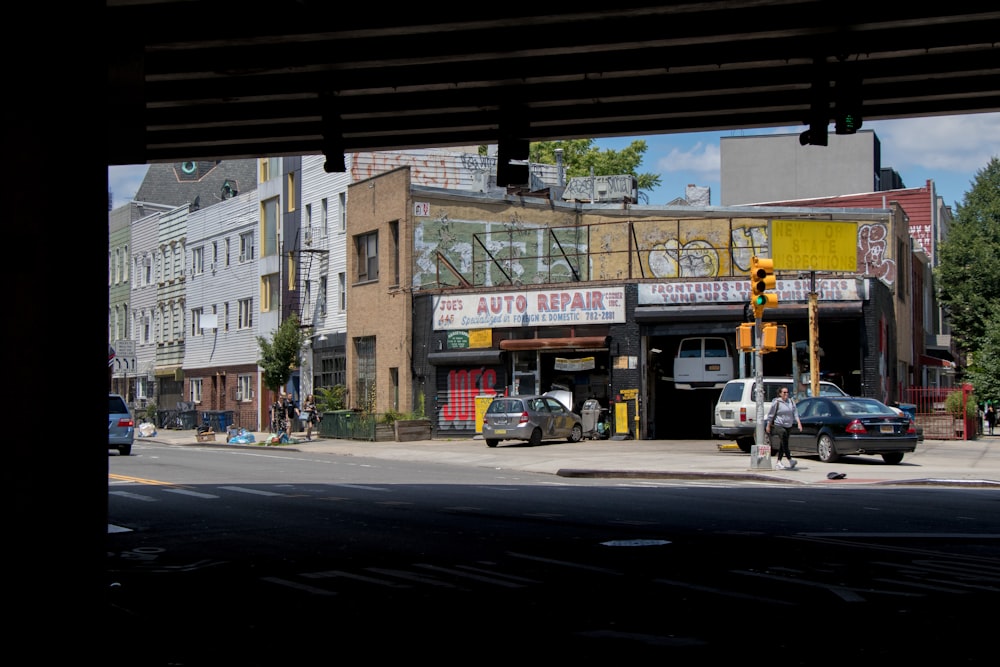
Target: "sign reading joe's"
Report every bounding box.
[434,287,626,331]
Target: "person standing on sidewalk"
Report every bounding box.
[765,387,802,469]
[986,405,996,436]
[283,393,300,437]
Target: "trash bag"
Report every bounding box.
[138,422,157,438]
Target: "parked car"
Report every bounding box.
[109,392,135,456]
[789,396,918,464]
[482,395,584,448]
[712,377,849,452]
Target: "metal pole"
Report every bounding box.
[809,270,820,398]
[754,314,765,449]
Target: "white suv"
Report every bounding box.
[711,377,849,452]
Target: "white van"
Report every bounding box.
[673,337,734,390]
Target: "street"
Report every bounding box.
[106,441,999,665]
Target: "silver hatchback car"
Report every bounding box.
[109,393,135,456]
[482,395,583,448]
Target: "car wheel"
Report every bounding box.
[486,439,499,448]
[118,445,132,456]
[881,452,904,464]
[817,434,839,463]
[568,424,583,443]
[528,428,543,446]
[737,437,753,453]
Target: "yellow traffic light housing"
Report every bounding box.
[736,323,754,352]
[749,256,778,318]
[761,323,788,353]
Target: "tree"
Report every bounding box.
[529,139,662,204]
[966,308,1000,406]
[935,156,1000,350]
[257,313,305,393]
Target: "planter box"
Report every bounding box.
[394,419,433,441]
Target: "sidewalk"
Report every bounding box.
[140,428,1000,487]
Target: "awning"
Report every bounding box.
[427,350,505,366]
[500,336,609,351]
[920,354,956,368]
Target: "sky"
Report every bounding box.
[109,112,999,212]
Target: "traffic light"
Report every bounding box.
[761,323,787,353]
[750,256,778,318]
[736,323,754,352]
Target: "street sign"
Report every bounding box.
[770,219,858,272]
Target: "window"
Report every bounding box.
[389,220,400,287]
[262,197,279,257]
[259,157,279,182]
[286,252,297,291]
[338,192,346,232]
[144,255,152,285]
[224,302,230,332]
[286,171,296,211]
[225,238,231,266]
[390,367,399,412]
[239,232,254,262]
[316,352,346,391]
[355,336,376,412]
[191,308,203,336]
[192,246,205,275]
[318,276,327,316]
[338,272,346,311]
[142,313,151,344]
[261,274,279,312]
[356,231,378,282]
[190,378,203,404]
[237,374,253,402]
[322,197,329,237]
[305,203,312,234]
[238,298,253,329]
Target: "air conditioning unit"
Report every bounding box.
[235,392,242,401]
[239,253,246,263]
[304,230,312,245]
[210,262,216,272]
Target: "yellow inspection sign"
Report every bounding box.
[770,219,858,272]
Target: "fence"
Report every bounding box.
[318,411,394,441]
[903,386,977,440]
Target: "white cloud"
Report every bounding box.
[108,164,150,208]
[655,141,720,178]
[869,113,1000,174]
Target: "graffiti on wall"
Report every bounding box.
[412,211,894,289]
[436,367,500,433]
[858,223,895,285]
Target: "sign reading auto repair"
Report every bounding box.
[770,219,859,272]
[433,287,626,331]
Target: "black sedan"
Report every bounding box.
[788,397,918,464]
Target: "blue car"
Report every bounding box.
[109,393,135,456]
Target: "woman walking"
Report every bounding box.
[765,388,802,469]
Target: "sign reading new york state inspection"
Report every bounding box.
[433,287,626,331]
[770,219,859,272]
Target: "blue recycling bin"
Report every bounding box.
[201,410,235,432]
[897,403,917,421]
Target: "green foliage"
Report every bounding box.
[935,157,1000,350]
[966,309,1000,405]
[944,390,978,418]
[143,400,157,425]
[315,385,348,412]
[256,314,305,393]
[529,139,662,204]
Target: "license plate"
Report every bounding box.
[495,429,507,435]
[706,364,720,371]
[880,424,893,433]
